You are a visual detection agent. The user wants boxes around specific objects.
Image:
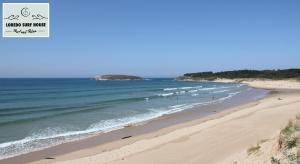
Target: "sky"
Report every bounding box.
[0,0,299,78]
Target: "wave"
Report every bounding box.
[179,86,202,90]
[0,88,161,103]
[163,86,202,91]
[217,92,240,101]
[212,89,229,93]
[175,91,186,95]
[157,93,174,97]
[0,111,160,159]
[163,88,178,91]
[0,96,165,126]
[158,86,232,97]
[0,95,160,117]
[179,87,193,90]
[188,89,198,93]
[0,104,196,159]
[160,86,222,96]
[198,87,217,91]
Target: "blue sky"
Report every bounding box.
[1,0,299,77]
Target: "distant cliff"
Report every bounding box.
[176,69,300,81]
[95,74,144,80]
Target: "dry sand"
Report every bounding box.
[28,80,300,164]
[214,78,300,90]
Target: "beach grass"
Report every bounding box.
[246,115,300,164]
[271,156,281,164]
[247,144,261,155]
[272,114,300,163]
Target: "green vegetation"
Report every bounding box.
[271,156,281,164]
[247,144,261,155]
[177,69,300,81]
[246,115,300,164]
[273,115,300,164]
[279,119,300,150]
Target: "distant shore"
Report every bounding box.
[2,79,300,164]
[178,77,300,90]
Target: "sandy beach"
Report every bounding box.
[9,79,294,164]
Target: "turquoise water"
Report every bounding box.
[0,78,267,159]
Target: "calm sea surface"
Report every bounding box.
[0,78,268,159]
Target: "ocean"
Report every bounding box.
[0,78,268,159]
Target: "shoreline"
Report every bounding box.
[0,83,266,164]
[2,79,300,164]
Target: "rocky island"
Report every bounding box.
[95,74,144,80]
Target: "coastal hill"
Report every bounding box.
[95,74,144,80]
[176,69,300,81]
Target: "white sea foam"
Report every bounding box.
[163,86,202,91]
[157,93,174,97]
[188,89,198,93]
[163,88,178,91]
[0,111,165,160]
[198,87,217,91]
[180,87,194,90]
[181,86,202,90]
[217,92,240,101]
[175,91,186,95]
[212,89,229,93]
[170,104,187,108]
